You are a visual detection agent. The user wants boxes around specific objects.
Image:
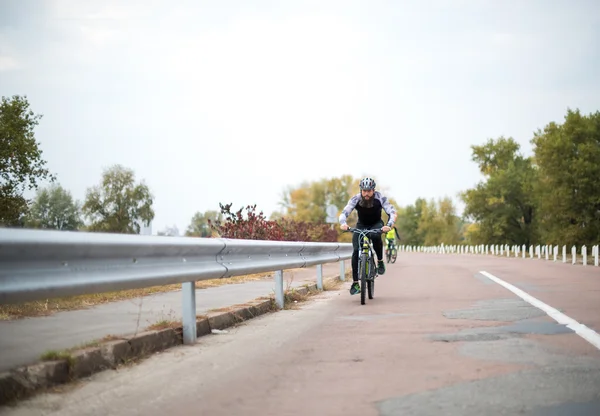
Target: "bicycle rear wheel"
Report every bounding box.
[359,253,367,305]
[391,249,397,264]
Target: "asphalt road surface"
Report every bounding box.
[3,253,600,416]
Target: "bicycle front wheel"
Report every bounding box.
[359,253,367,305]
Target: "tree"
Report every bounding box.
[396,198,426,246]
[280,174,361,223]
[414,197,462,246]
[186,210,223,237]
[531,109,600,246]
[82,164,154,234]
[25,183,82,230]
[460,137,537,246]
[0,95,55,226]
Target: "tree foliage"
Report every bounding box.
[25,183,82,230]
[460,108,600,247]
[82,164,154,234]
[532,109,600,246]
[460,137,537,246]
[395,197,463,246]
[186,210,223,237]
[279,174,360,223]
[0,95,55,226]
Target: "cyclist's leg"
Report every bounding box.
[350,225,362,295]
[368,221,386,274]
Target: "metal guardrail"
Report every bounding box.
[0,228,352,344]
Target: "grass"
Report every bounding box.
[40,350,73,363]
[38,334,123,364]
[145,319,180,331]
[323,277,344,291]
[0,272,272,321]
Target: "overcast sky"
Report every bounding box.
[1,0,599,234]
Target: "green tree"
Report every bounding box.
[280,174,361,223]
[82,164,154,234]
[396,197,426,245]
[25,183,82,230]
[532,109,600,246]
[0,95,55,226]
[416,197,462,246]
[186,210,223,237]
[460,137,537,246]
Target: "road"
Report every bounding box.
[2,253,600,416]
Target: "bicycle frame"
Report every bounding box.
[346,227,384,304]
[348,228,380,259]
[347,227,383,278]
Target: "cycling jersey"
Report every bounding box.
[339,191,396,227]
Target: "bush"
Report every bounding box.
[209,203,338,242]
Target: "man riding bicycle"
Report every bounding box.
[339,177,398,295]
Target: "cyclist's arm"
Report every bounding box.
[377,193,397,226]
[338,194,360,226]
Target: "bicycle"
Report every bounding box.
[386,240,398,264]
[346,227,384,305]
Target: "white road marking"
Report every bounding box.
[480,270,600,351]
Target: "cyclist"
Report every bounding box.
[385,226,401,253]
[339,177,398,295]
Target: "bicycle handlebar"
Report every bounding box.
[345,227,385,234]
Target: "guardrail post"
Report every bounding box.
[340,260,346,281]
[182,281,197,345]
[316,264,323,290]
[275,270,284,309]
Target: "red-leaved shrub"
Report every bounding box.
[208,203,338,242]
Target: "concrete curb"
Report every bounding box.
[0,276,346,406]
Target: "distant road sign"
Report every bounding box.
[326,204,338,224]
